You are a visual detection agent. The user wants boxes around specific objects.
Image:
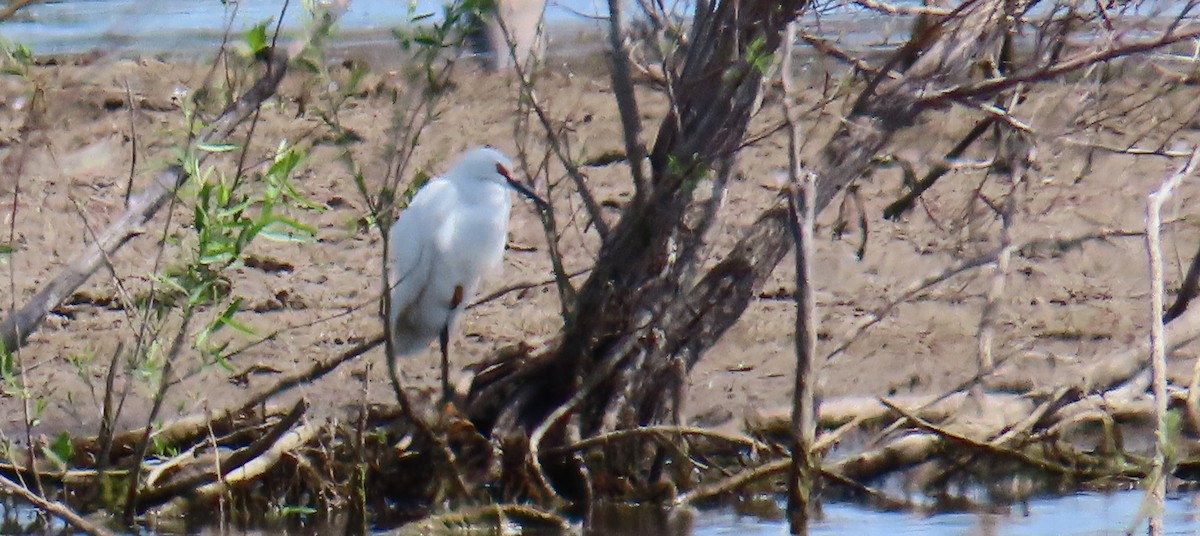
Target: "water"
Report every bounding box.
[0,0,615,55]
[4,490,1200,534]
[0,0,919,56]
[688,491,1200,535]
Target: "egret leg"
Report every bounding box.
[439,324,451,403]
[442,284,464,404]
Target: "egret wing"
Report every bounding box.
[387,178,456,324]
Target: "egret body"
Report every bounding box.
[387,147,524,400]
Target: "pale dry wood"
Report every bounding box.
[79,404,290,465]
[150,422,319,519]
[544,425,769,456]
[780,18,819,532]
[1141,150,1199,535]
[749,392,980,430]
[135,400,307,509]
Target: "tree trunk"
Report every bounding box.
[466,0,1021,498]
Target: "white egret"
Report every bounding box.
[387,146,544,401]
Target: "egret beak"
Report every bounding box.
[496,163,551,212]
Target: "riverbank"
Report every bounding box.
[0,38,1191,442]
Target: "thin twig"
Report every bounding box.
[544,425,768,456]
[976,152,1025,373]
[923,26,1200,105]
[122,79,138,208]
[502,26,610,240]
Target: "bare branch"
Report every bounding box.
[0,473,115,536]
[606,0,649,201]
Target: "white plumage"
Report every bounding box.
[387,147,518,398]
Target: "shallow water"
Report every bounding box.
[0,0,615,55]
[690,491,1200,536]
[0,0,918,56]
[5,490,1200,534]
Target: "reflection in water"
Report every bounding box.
[587,502,697,536]
[688,491,1200,536]
[3,489,1200,533]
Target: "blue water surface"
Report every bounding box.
[691,491,1200,535]
[0,0,614,54]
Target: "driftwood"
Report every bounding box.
[150,421,320,520]
[72,404,293,467]
[135,400,308,509]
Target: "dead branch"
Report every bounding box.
[544,425,768,456]
[75,404,291,467]
[0,0,44,23]
[134,399,308,510]
[986,298,1200,394]
[1165,242,1200,323]
[150,422,319,519]
[1142,149,1198,533]
[783,29,820,520]
[0,473,115,536]
[674,458,788,506]
[853,0,952,16]
[749,391,982,430]
[883,117,994,220]
[881,399,1101,478]
[924,27,1200,105]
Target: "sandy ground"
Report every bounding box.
[0,44,1199,445]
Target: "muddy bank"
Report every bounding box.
[0,42,1195,447]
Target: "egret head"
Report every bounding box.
[452,146,549,211]
[452,146,516,186]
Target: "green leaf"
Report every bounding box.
[197,251,236,266]
[196,142,240,153]
[412,35,443,48]
[49,431,73,464]
[244,20,270,56]
[0,339,12,378]
[215,298,253,335]
[219,315,256,337]
[260,216,317,242]
[278,505,317,516]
